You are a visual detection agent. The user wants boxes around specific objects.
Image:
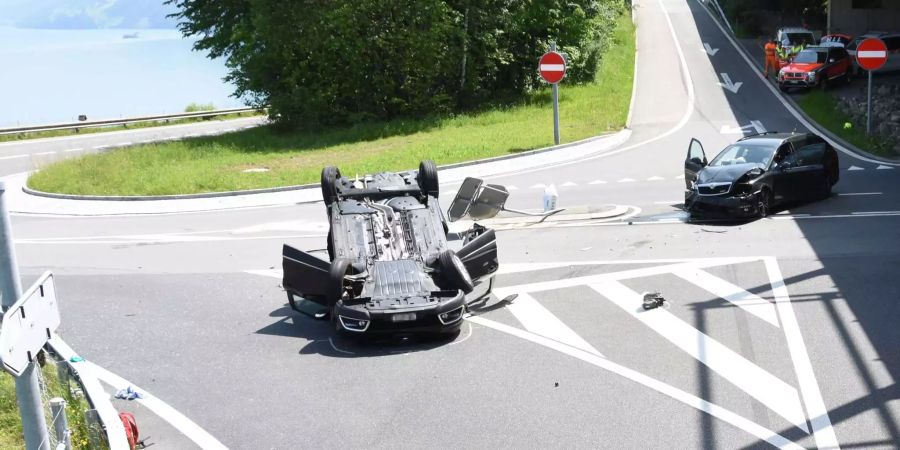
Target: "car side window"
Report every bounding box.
[775,143,794,165]
[794,143,826,166]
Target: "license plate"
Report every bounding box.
[391,313,416,322]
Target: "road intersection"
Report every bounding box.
[3,0,899,448]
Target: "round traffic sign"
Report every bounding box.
[539,51,566,84]
[856,38,888,71]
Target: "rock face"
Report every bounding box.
[834,80,900,156]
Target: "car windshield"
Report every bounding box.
[708,143,776,168]
[793,50,826,64]
[787,33,814,45]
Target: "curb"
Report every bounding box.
[701,0,899,165]
[23,131,622,201]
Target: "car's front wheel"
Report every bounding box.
[757,189,773,218]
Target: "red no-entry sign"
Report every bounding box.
[539,51,567,84]
[856,38,888,71]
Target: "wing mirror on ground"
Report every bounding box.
[448,177,562,222]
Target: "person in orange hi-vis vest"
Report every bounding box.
[764,39,779,78]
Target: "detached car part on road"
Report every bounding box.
[281,161,503,336]
[684,132,839,219]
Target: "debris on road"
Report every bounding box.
[641,292,667,310]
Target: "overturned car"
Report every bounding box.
[282,161,504,336]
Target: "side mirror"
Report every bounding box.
[828,58,835,63]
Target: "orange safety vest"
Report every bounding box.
[764,42,777,57]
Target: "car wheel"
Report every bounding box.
[779,84,788,92]
[438,250,474,294]
[819,76,829,91]
[321,166,341,206]
[327,258,352,306]
[417,160,439,198]
[820,176,833,200]
[757,190,773,218]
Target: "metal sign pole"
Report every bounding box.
[866,70,873,136]
[0,181,50,450]
[551,42,561,145]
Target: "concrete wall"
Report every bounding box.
[829,0,900,35]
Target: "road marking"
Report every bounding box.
[617,177,635,183]
[718,73,743,93]
[646,176,664,181]
[763,257,839,448]
[0,154,28,160]
[64,148,84,153]
[88,362,228,449]
[93,145,109,150]
[673,268,779,327]
[750,120,766,133]
[702,42,719,56]
[654,200,683,204]
[847,166,864,171]
[501,291,604,356]
[591,280,808,432]
[529,183,547,189]
[560,181,578,187]
[116,141,132,147]
[676,174,685,179]
[876,165,893,170]
[34,151,56,156]
[507,185,518,190]
[588,180,607,185]
[223,128,236,132]
[467,316,803,450]
[771,211,900,220]
[139,139,155,144]
[838,192,881,196]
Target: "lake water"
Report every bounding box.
[0,27,244,127]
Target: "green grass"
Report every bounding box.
[0,111,263,143]
[1,357,97,449]
[28,13,636,196]
[795,91,896,158]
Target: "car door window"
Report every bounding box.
[794,143,826,166]
[775,143,795,166]
[687,139,706,165]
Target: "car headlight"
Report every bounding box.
[807,71,816,81]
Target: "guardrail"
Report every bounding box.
[0,107,264,136]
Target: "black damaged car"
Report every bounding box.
[684,132,839,219]
[281,161,501,336]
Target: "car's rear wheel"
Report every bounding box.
[819,175,833,200]
[417,160,439,198]
[321,166,341,207]
[757,189,773,218]
[438,250,474,293]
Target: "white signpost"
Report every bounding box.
[0,271,61,377]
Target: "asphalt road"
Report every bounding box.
[6,0,900,448]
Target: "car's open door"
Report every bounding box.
[282,244,330,308]
[685,138,708,193]
[457,227,499,281]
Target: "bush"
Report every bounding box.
[184,102,215,112]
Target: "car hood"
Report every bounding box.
[783,62,823,72]
[698,164,764,184]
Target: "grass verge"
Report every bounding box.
[0,112,262,143]
[795,90,896,158]
[28,13,636,196]
[1,355,97,449]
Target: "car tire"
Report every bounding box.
[321,166,341,207]
[819,76,829,91]
[326,229,335,261]
[757,189,773,218]
[779,84,788,92]
[417,160,439,198]
[327,258,352,306]
[438,250,474,294]
[819,175,833,200]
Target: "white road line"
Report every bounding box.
[618,177,636,183]
[646,176,665,181]
[771,212,900,220]
[838,192,881,196]
[876,165,893,170]
[588,180,607,185]
[590,281,808,432]
[245,268,283,279]
[64,147,84,152]
[674,268,780,327]
[653,200,683,204]
[0,154,28,160]
[529,183,547,189]
[560,181,578,187]
[116,141,132,146]
[847,166,864,171]
[507,185,519,190]
[500,291,603,356]
[34,151,56,156]
[223,128,236,132]
[87,362,228,450]
[763,257,839,448]
[467,316,803,450]
[496,257,761,275]
[93,145,109,150]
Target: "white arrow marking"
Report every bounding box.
[875,165,894,170]
[501,291,603,357]
[591,281,809,433]
[720,124,752,134]
[647,176,665,181]
[618,177,636,183]
[674,268,779,327]
[588,180,607,185]
[718,73,743,93]
[848,166,864,171]
[702,43,720,56]
[530,183,547,189]
[560,181,578,187]
[750,120,766,134]
[507,185,519,190]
